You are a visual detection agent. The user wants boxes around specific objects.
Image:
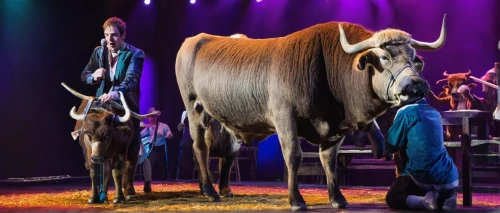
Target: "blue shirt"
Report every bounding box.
[386,98,458,185]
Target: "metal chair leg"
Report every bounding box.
[234,158,241,182]
[176,139,183,180]
[164,143,169,180]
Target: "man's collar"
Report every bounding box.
[111,43,128,57]
[416,98,427,104]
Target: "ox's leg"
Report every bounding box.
[123,120,141,201]
[88,164,100,204]
[218,152,237,198]
[276,114,306,211]
[112,157,125,204]
[319,139,348,209]
[123,156,139,201]
[192,121,220,201]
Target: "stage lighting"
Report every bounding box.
[190,0,196,4]
[144,0,150,5]
[256,0,262,2]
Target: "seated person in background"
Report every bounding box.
[384,98,458,211]
[138,107,173,193]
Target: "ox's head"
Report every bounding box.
[338,15,447,107]
[61,83,159,164]
[436,70,476,101]
[69,92,132,164]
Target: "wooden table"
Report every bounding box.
[440,110,492,206]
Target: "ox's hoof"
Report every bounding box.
[202,187,221,202]
[291,202,307,211]
[220,191,233,198]
[220,189,233,198]
[113,196,125,204]
[331,199,348,209]
[125,194,136,202]
[204,194,221,202]
[87,196,99,204]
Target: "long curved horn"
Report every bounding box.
[465,69,472,77]
[61,82,91,100]
[109,101,159,120]
[117,92,131,123]
[70,106,85,121]
[410,14,446,50]
[443,71,449,77]
[338,23,375,54]
[435,78,449,85]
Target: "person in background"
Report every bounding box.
[139,107,173,193]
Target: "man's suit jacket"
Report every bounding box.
[81,43,145,112]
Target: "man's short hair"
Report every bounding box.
[102,17,127,36]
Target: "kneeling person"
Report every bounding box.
[384,98,458,211]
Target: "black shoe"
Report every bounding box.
[144,181,152,193]
[440,192,457,211]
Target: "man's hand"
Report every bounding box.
[99,91,119,103]
[166,131,174,139]
[457,84,473,100]
[177,123,184,132]
[92,68,107,81]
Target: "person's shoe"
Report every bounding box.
[423,190,438,210]
[441,192,457,211]
[144,181,152,193]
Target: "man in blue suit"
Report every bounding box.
[81,17,145,200]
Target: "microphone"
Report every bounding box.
[100,39,107,69]
[97,38,107,95]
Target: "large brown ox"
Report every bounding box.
[176,16,447,210]
[62,83,157,204]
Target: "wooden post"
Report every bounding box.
[461,133,472,206]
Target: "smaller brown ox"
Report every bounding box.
[62,83,157,204]
[427,71,491,140]
[193,116,240,198]
[429,70,490,111]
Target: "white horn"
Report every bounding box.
[338,23,375,54]
[61,82,91,100]
[70,106,85,121]
[410,14,446,50]
[117,92,131,123]
[109,101,158,121]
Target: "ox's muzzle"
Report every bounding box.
[396,75,429,104]
[451,92,464,100]
[90,156,104,164]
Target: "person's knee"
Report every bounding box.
[385,192,397,209]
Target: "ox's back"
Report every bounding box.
[176,34,277,127]
[176,22,377,141]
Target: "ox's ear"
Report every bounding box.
[468,83,477,88]
[355,51,383,72]
[414,55,424,72]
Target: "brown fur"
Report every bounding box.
[75,101,136,204]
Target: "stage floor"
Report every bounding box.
[0,180,499,212]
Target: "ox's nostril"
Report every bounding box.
[90,156,104,164]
